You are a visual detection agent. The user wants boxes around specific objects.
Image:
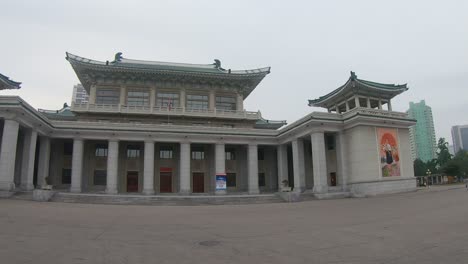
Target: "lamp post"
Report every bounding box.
[426,169,432,188]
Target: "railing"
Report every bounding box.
[71,103,261,119]
[342,107,409,119]
[415,175,461,187]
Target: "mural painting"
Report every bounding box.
[377,128,401,177]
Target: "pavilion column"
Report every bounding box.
[37,136,51,188]
[179,142,191,194]
[106,140,119,194]
[366,98,371,108]
[215,143,226,195]
[89,84,97,104]
[237,93,244,111]
[20,129,37,191]
[120,85,127,105]
[143,141,155,194]
[311,132,328,193]
[354,96,360,108]
[335,104,340,114]
[70,138,84,193]
[149,86,156,110]
[378,99,382,110]
[276,144,288,191]
[180,89,186,111]
[291,139,306,192]
[247,144,259,194]
[209,90,215,110]
[387,100,393,111]
[345,100,350,111]
[0,120,20,191]
[335,132,348,191]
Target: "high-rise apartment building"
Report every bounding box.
[407,100,437,162]
[451,125,468,154]
[71,84,89,104]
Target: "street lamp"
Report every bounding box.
[426,169,432,188]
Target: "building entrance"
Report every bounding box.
[160,167,173,193]
[126,171,139,192]
[192,172,204,193]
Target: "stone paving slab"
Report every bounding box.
[1,185,468,264]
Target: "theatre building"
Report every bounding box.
[0,53,416,200]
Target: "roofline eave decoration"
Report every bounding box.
[308,71,408,108]
[0,73,22,90]
[66,52,270,98]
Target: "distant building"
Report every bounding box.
[407,100,437,162]
[448,145,455,156]
[451,125,468,153]
[71,84,89,104]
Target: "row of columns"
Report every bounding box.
[331,97,392,113]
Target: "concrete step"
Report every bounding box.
[10,191,33,200]
[51,192,285,206]
[314,192,351,200]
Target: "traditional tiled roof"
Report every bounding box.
[308,71,408,108]
[66,52,270,98]
[255,118,287,129]
[38,103,76,120]
[0,73,21,90]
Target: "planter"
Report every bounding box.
[33,189,56,202]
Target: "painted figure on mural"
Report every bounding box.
[377,128,401,177]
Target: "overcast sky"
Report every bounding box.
[1,0,467,142]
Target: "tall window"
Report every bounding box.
[191,147,205,160]
[216,96,236,111]
[93,170,107,186]
[160,146,173,159]
[96,88,120,105]
[62,168,71,184]
[157,92,179,108]
[64,142,73,156]
[227,173,236,187]
[127,90,149,106]
[258,148,265,161]
[95,144,108,157]
[127,145,141,158]
[187,94,208,110]
[258,173,266,187]
[226,149,236,160]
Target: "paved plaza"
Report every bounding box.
[1,186,468,264]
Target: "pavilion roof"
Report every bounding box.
[0,73,21,90]
[66,52,270,99]
[254,118,287,130]
[308,71,408,108]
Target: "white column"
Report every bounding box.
[367,98,371,108]
[209,90,215,110]
[215,143,226,195]
[20,130,38,190]
[378,99,382,110]
[237,93,244,111]
[291,139,306,192]
[355,96,360,108]
[149,86,156,109]
[248,144,259,194]
[335,132,348,191]
[106,140,119,194]
[180,89,186,111]
[89,85,97,104]
[335,104,340,114]
[142,141,155,195]
[0,120,20,191]
[179,142,191,194]
[387,99,393,111]
[70,138,84,193]
[120,85,127,105]
[345,100,350,111]
[277,144,288,191]
[37,136,51,188]
[311,132,328,193]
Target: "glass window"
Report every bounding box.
[96,88,120,105]
[258,148,265,161]
[64,142,73,156]
[95,144,108,157]
[127,145,140,158]
[258,173,266,187]
[93,170,107,186]
[157,92,179,108]
[191,147,205,160]
[187,94,208,110]
[160,146,173,159]
[227,173,236,187]
[62,168,71,184]
[216,96,236,111]
[226,149,236,160]
[127,90,149,106]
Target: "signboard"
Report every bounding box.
[216,174,227,191]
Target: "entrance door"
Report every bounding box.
[160,169,173,193]
[330,172,337,187]
[192,172,204,193]
[127,171,139,192]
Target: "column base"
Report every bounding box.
[248,189,260,195]
[215,190,227,195]
[0,181,16,192]
[70,187,81,193]
[293,186,306,193]
[20,183,35,191]
[106,188,118,194]
[313,185,328,194]
[179,189,191,195]
[142,189,155,195]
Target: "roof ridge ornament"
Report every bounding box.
[350,71,357,80]
[114,52,123,63]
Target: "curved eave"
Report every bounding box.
[308,76,408,108]
[0,73,21,90]
[254,118,287,130]
[66,52,270,97]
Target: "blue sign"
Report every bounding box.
[216,174,227,191]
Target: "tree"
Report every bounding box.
[414,159,427,176]
[442,160,460,176]
[436,138,452,171]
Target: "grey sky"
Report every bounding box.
[1,0,467,142]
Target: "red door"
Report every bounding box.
[160,169,173,193]
[127,171,139,192]
[193,173,204,193]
